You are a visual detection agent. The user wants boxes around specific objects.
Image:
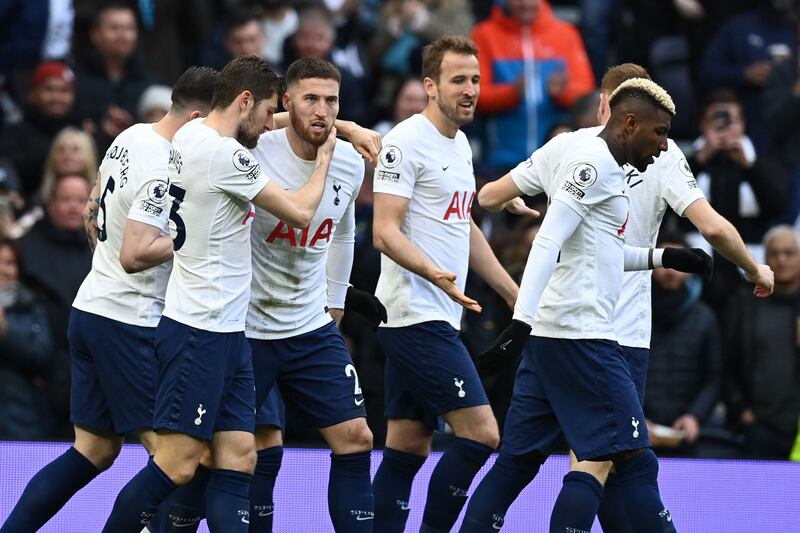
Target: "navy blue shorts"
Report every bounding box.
[622,346,649,406]
[153,317,255,440]
[251,321,365,429]
[69,308,156,434]
[377,321,489,430]
[501,336,650,462]
[255,386,285,429]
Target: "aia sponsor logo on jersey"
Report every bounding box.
[443,191,475,221]
[266,219,334,247]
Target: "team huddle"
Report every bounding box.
[0,34,775,533]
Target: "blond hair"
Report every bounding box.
[609,78,675,116]
[40,127,97,201]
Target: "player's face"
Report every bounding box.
[431,51,480,128]
[628,108,671,172]
[237,95,278,149]
[286,77,339,146]
[766,232,800,285]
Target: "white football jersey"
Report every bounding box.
[162,118,268,333]
[373,114,475,330]
[73,123,172,327]
[511,127,705,345]
[512,134,629,340]
[246,130,364,340]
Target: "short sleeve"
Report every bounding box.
[510,143,550,197]
[552,154,621,216]
[210,141,269,202]
[372,140,416,199]
[127,166,170,230]
[659,144,705,217]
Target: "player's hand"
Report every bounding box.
[318,126,337,161]
[344,287,387,329]
[431,270,482,313]
[329,308,344,326]
[746,263,774,297]
[475,319,531,376]
[662,247,713,280]
[348,125,382,166]
[503,197,540,218]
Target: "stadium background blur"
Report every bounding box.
[0,0,799,462]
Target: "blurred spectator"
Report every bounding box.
[472,0,594,169]
[41,0,74,63]
[0,62,85,199]
[699,0,798,150]
[372,77,427,136]
[725,225,800,459]
[283,6,367,123]
[74,0,154,150]
[18,173,92,437]
[570,89,600,129]
[645,231,722,456]
[0,160,27,239]
[369,0,473,115]
[256,0,299,67]
[226,8,267,60]
[687,89,788,309]
[137,84,172,122]
[0,238,54,440]
[579,0,618,82]
[763,34,800,224]
[0,0,48,90]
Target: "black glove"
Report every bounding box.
[662,247,713,281]
[475,319,532,377]
[344,287,388,330]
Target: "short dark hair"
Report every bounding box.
[92,0,136,29]
[285,58,341,87]
[702,88,741,113]
[211,56,283,110]
[171,66,219,113]
[600,63,651,93]
[422,34,478,82]
[224,8,261,36]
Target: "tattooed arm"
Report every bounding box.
[83,178,101,251]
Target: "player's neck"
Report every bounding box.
[152,113,184,142]
[421,107,458,139]
[204,108,240,140]
[285,124,318,161]
[598,128,627,167]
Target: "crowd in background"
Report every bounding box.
[1,0,799,461]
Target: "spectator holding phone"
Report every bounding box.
[687,89,789,310]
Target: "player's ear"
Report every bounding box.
[188,110,202,120]
[240,90,253,111]
[624,113,638,134]
[282,91,290,111]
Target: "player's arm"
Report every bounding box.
[684,198,774,297]
[119,221,173,273]
[273,113,381,164]
[252,128,336,228]
[622,245,712,277]
[373,192,481,313]
[326,193,356,326]
[83,177,101,251]
[469,219,518,309]
[478,173,540,217]
[474,198,581,376]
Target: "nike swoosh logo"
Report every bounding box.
[355,516,374,521]
[241,517,250,524]
[258,510,274,517]
[400,504,410,511]
[355,398,364,406]
[492,523,502,530]
[499,340,512,351]
[442,165,449,171]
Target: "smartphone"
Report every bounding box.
[712,109,731,130]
